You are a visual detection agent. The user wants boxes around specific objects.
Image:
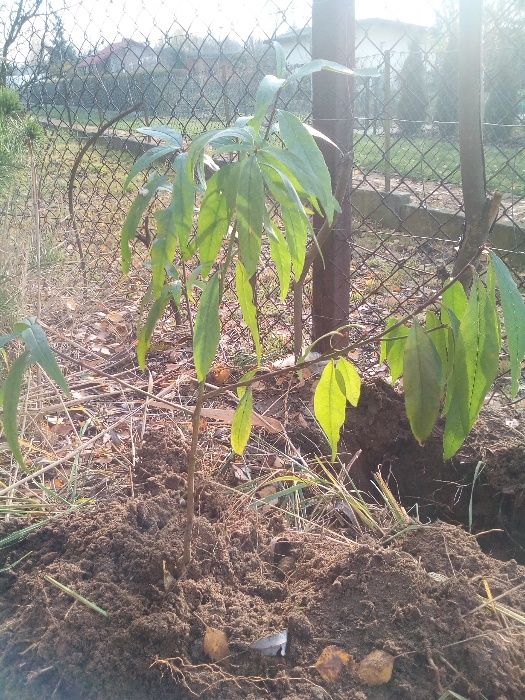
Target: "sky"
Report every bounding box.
[52,0,443,50]
[7,0,444,61]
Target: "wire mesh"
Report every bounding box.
[1,0,524,368]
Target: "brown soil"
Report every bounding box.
[1,444,525,699]
[320,379,525,563]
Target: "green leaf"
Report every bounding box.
[267,222,291,300]
[135,125,183,146]
[235,262,261,364]
[282,208,309,279]
[253,75,286,126]
[236,157,265,277]
[444,279,500,459]
[381,318,409,383]
[288,58,353,84]
[272,41,287,79]
[196,164,239,275]
[490,252,525,397]
[426,310,447,380]
[193,273,220,382]
[148,155,195,295]
[258,147,318,211]
[136,285,174,368]
[314,359,347,462]
[124,144,180,189]
[442,281,468,324]
[121,174,168,274]
[189,127,254,173]
[1,350,30,467]
[335,357,361,407]
[169,153,195,260]
[196,171,231,275]
[20,319,69,395]
[277,111,337,222]
[231,388,253,454]
[260,160,310,278]
[0,333,17,349]
[403,320,443,444]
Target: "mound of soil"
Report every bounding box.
[1,476,524,699]
[328,379,525,562]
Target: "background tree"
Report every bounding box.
[396,45,428,137]
[433,31,459,139]
[45,15,76,75]
[0,0,44,86]
[484,0,525,143]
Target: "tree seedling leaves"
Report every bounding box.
[267,221,291,300]
[2,350,31,467]
[253,74,286,126]
[136,285,173,368]
[277,111,336,223]
[203,627,230,662]
[123,144,180,189]
[193,273,220,382]
[490,251,525,397]
[235,262,261,364]
[380,318,408,383]
[443,278,500,459]
[288,58,353,84]
[236,156,265,277]
[314,359,347,462]
[425,310,447,383]
[121,173,168,274]
[335,357,361,407]
[249,629,288,657]
[315,645,353,682]
[272,41,287,79]
[21,318,69,395]
[196,169,231,275]
[403,320,443,444]
[231,387,253,455]
[356,650,394,687]
[135,125,183,146]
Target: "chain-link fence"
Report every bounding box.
[1,0,524,372]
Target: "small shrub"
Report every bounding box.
[0,87,23,118]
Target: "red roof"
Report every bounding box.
[79,39,147,67]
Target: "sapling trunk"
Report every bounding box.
[180,380,205,571]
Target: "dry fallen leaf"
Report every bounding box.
[106,310,125,323]
[356,650,394,686]
[315,645,353,682]
[203,627,230,662]
[207,364,232,386]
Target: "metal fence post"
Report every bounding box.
[383,49,392,194]
[311,0,354,353]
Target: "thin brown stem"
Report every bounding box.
[181,258,194,338]
[180,381,205,572]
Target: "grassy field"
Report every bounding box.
[354,132,525,197]
[36,105,525,197]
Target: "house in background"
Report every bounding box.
[78,39,158,74]
[276,18,432,69]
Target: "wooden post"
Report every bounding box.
[383,49,392,193]
[311,0,354,353]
